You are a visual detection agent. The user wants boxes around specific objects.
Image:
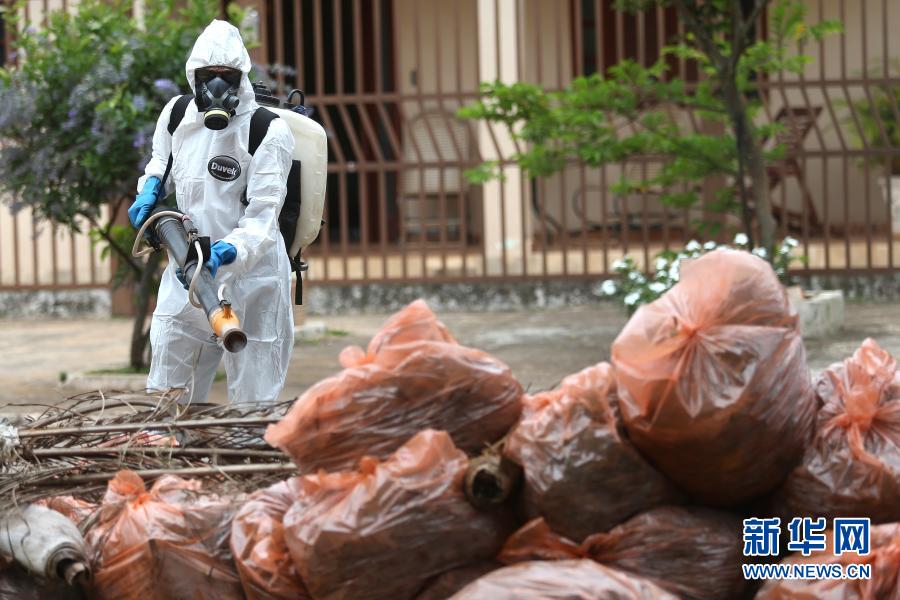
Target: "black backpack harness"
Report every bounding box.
[160,93,308,305]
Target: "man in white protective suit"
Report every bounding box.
[129,20,295,404]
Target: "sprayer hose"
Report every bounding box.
[132,211,205,308]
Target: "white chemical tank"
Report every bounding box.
[255,85,328,255]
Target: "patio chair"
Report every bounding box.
[753,105,824,233]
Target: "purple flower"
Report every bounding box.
[133,94,147,111]
[132,129,146,148]
[67,108,77,119]
[153,78,179,95]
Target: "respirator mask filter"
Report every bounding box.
[195,67,242,130]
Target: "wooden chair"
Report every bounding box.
[753,105,824,232]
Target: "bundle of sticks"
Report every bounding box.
[0,390,297,510]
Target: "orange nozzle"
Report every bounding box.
[209,305,247,353]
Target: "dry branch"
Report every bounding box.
[0,390,296,511]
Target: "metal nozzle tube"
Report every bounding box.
[152,210,246,352]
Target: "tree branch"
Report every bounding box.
[731,1,743,71]
[672,0,727,67]
[619,112,739,178]
[736,0,768,56]
[81,211,143,277]
[620,78,730,115]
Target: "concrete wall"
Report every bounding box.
[0,288,110,318]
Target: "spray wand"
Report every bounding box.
[132,206,247,353]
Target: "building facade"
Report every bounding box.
[1,0,898,309]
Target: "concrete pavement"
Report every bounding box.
[1,302,898,412]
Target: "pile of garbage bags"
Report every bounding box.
[8,249,900,599]
[264,299,523,473]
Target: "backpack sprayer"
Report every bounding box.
[132,207,247,353]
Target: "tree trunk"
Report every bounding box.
[129,251,161,370]
[722,80,776,256]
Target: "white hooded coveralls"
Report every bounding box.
[139,20,295,404]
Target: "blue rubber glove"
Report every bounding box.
[128,177,162,228]
[205,240,237,278]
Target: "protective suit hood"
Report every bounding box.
[185,20,256,116]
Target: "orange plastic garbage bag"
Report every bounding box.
[231,478,311,600]
[338,298,457,367]
[415,562,501,600]
[283,430,515,600]
[85,470,243,600]
[499,506,748,600]
[266,300,523,473]
[773,339,900,523]
[448,560,679,600]
[611,249,815,506]
[756,523,900,599]
[35,495,97,526]
[505,362,680,541]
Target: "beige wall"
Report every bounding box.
[521,0,574,88]
[393,0,481,174]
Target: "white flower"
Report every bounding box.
[752,247,768,258]
[612,259,627,270]
[649,281,667,294]
[783,236,799,248]
[668,258,682,280]
[654,257,669,271]
[600,280,618,296]
[703,241,717,250]
[624,292,640,306]
[733,232,749,246]
[685,240,701,252]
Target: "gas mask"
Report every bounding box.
[194,67,242,130]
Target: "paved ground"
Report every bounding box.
[1,302,898,413]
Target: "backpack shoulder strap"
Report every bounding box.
[160,94,194,190]
[240,107,280,207]
[248,107,280,156]
[244,107,308,305]
[168,94,193,134]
